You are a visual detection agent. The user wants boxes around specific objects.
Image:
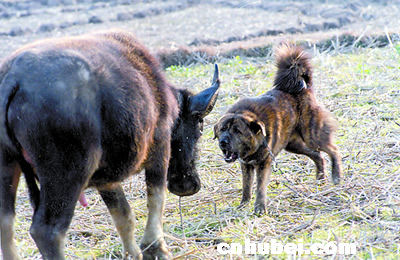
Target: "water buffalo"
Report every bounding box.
[0,30,220,259]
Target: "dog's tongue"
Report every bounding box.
[78,193,88,207]
[224,151,238,163]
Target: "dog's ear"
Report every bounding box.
[214,114,234,139]
[249,120,266,137]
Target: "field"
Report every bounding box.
[1,0,400,259]
[10,44,400,259]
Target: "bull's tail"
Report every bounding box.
[0,77,20,152]
[273,43,313,95]
[0,78,41,210]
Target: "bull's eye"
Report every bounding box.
[199,123,204,132]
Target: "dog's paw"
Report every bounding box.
[253,203,266,216]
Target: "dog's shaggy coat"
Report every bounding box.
[214,44,342,214]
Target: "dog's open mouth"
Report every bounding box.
[223,149,239,163]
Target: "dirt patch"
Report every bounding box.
[1,1,400,259]
[1,0,400,64]
[158,31,400,67]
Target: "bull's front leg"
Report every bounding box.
[98,183,142,260]
[141,144,171,260]
[141,183,170,259]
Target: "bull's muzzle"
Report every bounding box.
[167,174,201,196]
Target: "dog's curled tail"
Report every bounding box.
[273,43,313,94]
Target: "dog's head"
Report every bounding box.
[214,111,266,163]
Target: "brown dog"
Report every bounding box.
[214,44,342,214]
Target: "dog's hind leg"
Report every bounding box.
[238,163,255,209]
[319,143,342,185]
[300,109,342,184]
[98,183,142,259]
[0,152,22,260]
[285,132,326,181]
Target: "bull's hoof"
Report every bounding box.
[316,172,327,183]
[332,174,341,185]
[140,241,171,260]
[253,203,266,216]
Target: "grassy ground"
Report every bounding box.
[10,44,400,259]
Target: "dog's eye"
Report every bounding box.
[233,126,241,134]
[221,126,228,131]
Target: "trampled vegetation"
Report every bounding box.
[13,44,400,259]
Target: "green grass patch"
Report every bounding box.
[12,45,400,259]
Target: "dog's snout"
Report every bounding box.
[220,138,229,148]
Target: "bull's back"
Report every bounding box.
[1,31,167,183]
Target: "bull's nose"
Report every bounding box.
[167,175,201,196]
[220,138,229,148]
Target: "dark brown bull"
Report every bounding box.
[0,30,220,259]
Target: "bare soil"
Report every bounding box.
[1,1,400,259]
[1,0,400,64]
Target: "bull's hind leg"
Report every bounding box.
[30,182,80,259]
[29,148,100,260]
[0,152,22,260]
[285,132,326,181]
[98,183,142,260]
[29,172,89,259]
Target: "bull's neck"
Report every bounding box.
[170,88,191,133]
[175,88,192,115]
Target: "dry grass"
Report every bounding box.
[157,31,400,68]
[6,41,400,259]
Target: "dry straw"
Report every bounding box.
[9,34,400,259]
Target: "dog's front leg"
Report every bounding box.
[254,158,272,215]
[238,163,255,209]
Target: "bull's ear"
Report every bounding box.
[213,123,219,140]
[189,64,220,118]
